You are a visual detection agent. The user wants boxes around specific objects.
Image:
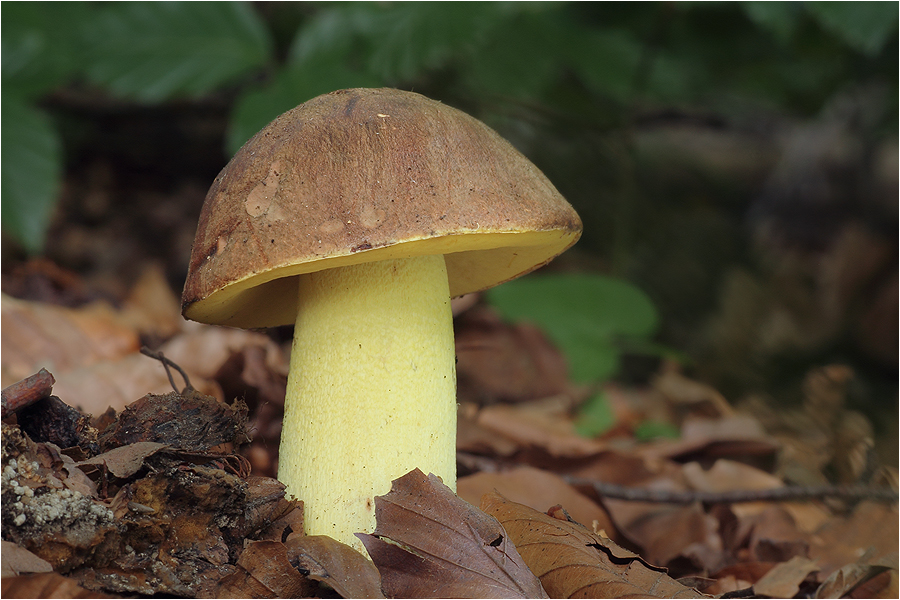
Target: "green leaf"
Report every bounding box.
[463,7,565,99]
[568,28,644,102]
[1,2,92,98]
[1,96,62,254]
[806,1,898,57]
[741,2,802,45]
[83,1,273,102]
[634,420,680,441]
[486,273,659,383]
[365,2,506,82]
[289,3,506,84]
[574,392,616,438]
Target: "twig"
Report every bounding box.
[564,476,899,504]
[140,347,194,393]
[1,368,56,418]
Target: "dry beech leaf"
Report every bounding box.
[118,262,185,340]
[1,572,112,599]
[639,415,778,463]
[217,540,313,599]
[457,466,615,536]
[809,501,899,580]
[455,306,570,404]
[51,352,222,416]
[287,535,384,598]
[1,294,140,387]
[76,441,168,478]
[815,552,898,599]
[476,402,608,458]
[752,555,819,598]
[481,491,705,599]
[0,541,53,577]
[358,468,547,599]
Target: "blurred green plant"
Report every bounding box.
[2,1,896,253]
[486,273,672,437]
[487,273,660,384]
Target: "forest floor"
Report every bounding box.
[1,254,897,598]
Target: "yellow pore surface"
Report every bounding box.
[278,254,457,554]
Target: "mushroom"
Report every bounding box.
[182,88,581,552]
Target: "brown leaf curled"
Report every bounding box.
[358,468,547,598]
[287,535,384,599]
[481,492,706,599]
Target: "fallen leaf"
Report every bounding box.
[118,262,184,341]
[752,555,819,598]
[1,572,112,599]
[358,468,547,598]
[76,441,168,478]
[652,368,735,417]
[457,466,615,536]
[846,567,898,599]
[217,540,313,599]
[639,415,778,462]
[0,541,53,576]
[481,491,705,598]
[808,501,899,580]
[455,305,570,404]
[815,551,897,599]
[476,402,608,458]
[1,294,140,387]
[51,352,222,416]
[705,562,775,596]
[746,505,809,563]
[287,535,384,598]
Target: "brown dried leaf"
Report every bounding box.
[457,466,615,536]
[815,552,898,599]
[652,368,735,417]
[217,540,313,599]
[1,294,140,387]
[240,476,302,542]
[746,505,809,563]
[809,501,899,581]
[706,562,775,596]
[0,541,53,576]
[481,492,705,599]
[51,352,223,416]
[1,572,113,599]
[455,306,570,404]
[752,555,819,598]
[76,441,168,478]
[476,402,607,458]
[160,324,287,382]
[358,468,547,599]
[639,415,778,462]
[287,535,384,598]
[118,262,184,341]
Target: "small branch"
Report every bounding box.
[1,368,56,418]
[565,476,899,505]
[140,347,194,393]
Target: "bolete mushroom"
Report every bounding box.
[182,88,581,552]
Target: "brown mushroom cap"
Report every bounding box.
[182,88,582,328]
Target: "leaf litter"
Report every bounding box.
[1,264,897,598]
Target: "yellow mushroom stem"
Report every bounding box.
[279,254,457,554]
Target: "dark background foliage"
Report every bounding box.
[2,2,897,455]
